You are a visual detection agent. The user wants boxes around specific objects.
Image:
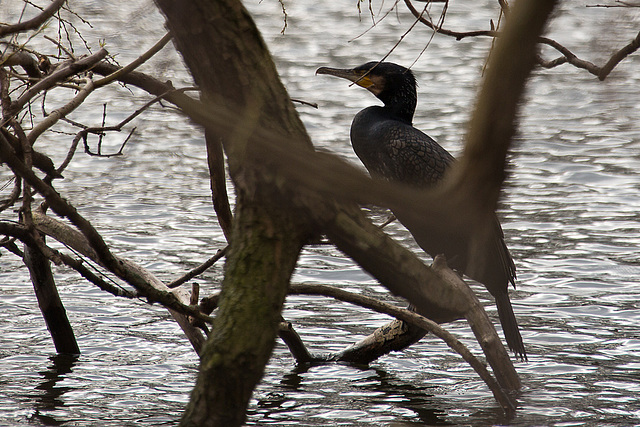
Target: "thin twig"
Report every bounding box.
[56,248,138,299]
[168,246,228,288]
[75,88,189,157]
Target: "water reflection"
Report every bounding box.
[251,363,451,426]
[31,354,78,426]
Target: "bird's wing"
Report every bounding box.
[380,123,455,187]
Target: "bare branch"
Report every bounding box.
[0,175,21,212]
[93,32,172,87]
[27,208,214,322]
[598,30,640,80]
[1,127,62,179]
[537,30,640,80]
[68,88,185,158]
[168,246,228,288]
[287,283,515,415]
[538,36,600,73]
[587,1,640,6]
[0,51,42,79]
[0,134,209,353]
[205,128,233,241]
[0,0,67,38]
[403,0,638,79]
[404,0,497,40]
[2,48,108,125]
[198,279,514,414]
[0,220,141,308]
[277,320,315,363]
[28,77,94,143]
[55,248,138,299]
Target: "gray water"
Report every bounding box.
[1,0,639,425]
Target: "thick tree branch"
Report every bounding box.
[23,239,80,354]
[0,128,60,179]
[0,51,42,79]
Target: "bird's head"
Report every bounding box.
[317,61,415,97]
[317,61,417,118]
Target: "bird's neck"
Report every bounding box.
[379,86,417,125]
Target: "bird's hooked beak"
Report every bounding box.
[316,66,381,95]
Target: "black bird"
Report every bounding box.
[317,61,526,360]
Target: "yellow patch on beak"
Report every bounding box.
[354,75,374,89]
[356,74,384,96]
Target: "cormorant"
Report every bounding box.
[317,61,526,361]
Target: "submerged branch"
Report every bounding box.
[287,282,515,415]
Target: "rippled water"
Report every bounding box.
[1,0,640,425]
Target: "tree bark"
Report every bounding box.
[181,196,307,426]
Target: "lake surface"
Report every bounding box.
[1,0,639,425]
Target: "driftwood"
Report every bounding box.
[331,316,426,365]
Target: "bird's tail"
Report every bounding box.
[495,293,527,361]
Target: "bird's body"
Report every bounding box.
[317,61,526,360]
[350,106,453,186]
